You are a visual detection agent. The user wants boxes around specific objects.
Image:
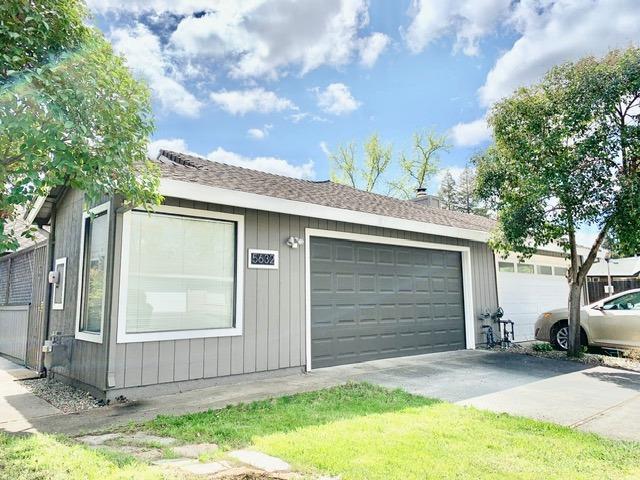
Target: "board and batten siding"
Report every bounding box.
[108,196,498,391]
[48,189,114,392]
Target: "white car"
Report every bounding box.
[534,289,640,350]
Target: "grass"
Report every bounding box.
[0,433,164,480]
[145,382,433,447]
[144,382,640,480]
[4,383,639,479]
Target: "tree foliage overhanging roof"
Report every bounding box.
[0,0,161,252]
[475,47,640,262]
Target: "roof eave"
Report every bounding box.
[159,178,492,243]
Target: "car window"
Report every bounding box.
[603,292,640,311]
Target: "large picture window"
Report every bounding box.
[117,206,244,343]
[76,202,110,343]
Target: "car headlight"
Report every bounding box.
[542,312,553,319]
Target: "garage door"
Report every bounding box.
[310,237,466,368]
[496,254,570,341]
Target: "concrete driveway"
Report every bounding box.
[338,350,640,442]
[2,350,639,442]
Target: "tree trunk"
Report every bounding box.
[567,281,583,357]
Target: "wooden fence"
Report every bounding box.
[0,243,48,370]
[587,277,640,303]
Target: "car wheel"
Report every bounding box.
[550,322,588,351]
[550,323,569,351]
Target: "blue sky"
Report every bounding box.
[88,0,640,208]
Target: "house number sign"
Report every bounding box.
[248,249,279,269]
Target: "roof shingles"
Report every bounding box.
[156,150,496,234]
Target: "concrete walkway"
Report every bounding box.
[2,350,639,442]
[457,365,640,442]
[0,356,60,433]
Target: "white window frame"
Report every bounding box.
[116,205,245,343]
[304,228,476,371]
[75,202,110,344]
[51,257,67,310]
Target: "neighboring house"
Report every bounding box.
[587,256,640,280]
[9,150,581,399]
[587,256,640,301]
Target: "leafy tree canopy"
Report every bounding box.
[475,47,640,354]
[0,0,160,252]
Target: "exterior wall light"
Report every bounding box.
[286,236,305,249]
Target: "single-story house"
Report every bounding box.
[586,256,640,301]
[8,150,584,399]
[587,256,640,280]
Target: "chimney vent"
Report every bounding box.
[415,187,427,198]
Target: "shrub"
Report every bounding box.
[532,343,554,352]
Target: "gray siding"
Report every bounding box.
[48,189,113,390]
[108,197,498,391]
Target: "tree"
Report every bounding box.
[0,0,160,252]
[329,133,392,193]
[456,166,488,216]
[390,131,450,198]
[475,47,640,356]
[437,170,458,210]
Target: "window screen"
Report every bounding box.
[124,211,237,334]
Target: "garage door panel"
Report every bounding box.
[310,237,466,368]
[497,267,570,341]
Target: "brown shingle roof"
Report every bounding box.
[155,150,496,234]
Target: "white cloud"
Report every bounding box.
[479,0,640,106]
[319,141,331,156]
[433,166,466,191]
[147,138,315,179]
[110,23,203,117]
[210,88,297,115]
[315,83,361,115]
[247,124,272,140]
[207,147,315,178]
[358,32,390,67]
[147,138,193,158]
[450,118,491,147]
[86,0,214,14]
[404,0,511,55]
[159,0,388,79]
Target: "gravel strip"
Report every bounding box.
[20,377,104,413]
[495,343,640,373]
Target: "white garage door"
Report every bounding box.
[496,254,570,341]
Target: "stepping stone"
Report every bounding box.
[77,433,121,446]
[181,461,232,475]
[123,432,177,447]
[172,443,219,458]
[210,467,265,479]
[228,449,291,472]
[152,458,196,468]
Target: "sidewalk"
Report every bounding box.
[0,356,60,433]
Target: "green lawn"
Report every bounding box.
[145,382,432,447]
[145,383,640,480]
[0,433,164,480]
[3,384,639,479]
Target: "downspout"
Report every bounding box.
[40,204,57,376]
